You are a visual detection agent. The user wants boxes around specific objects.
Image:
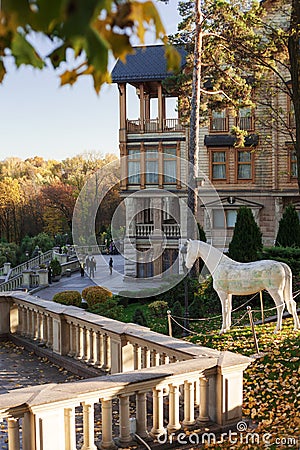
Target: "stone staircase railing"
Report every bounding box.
[0,292,252,450]
[0,250,54,283]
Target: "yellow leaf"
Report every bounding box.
[60,69,79,87]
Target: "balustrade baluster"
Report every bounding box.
[142,347,150,368]
[64,407,76,450]
[150,387,165,438]
[42,314,48,344]
[8,418,20,450]
[81,403,97,450]
[94,332,103,368]
[198,377,210,422]
[46,315,53,348]
[89,330,96,365]
[100,399,116,450]
[182,381,196,427]
[68,323,75,357]
[136,392,148,438]
[75,324,84,359]
[102,335,111,371]
[167,384,181,432]
[119,394,132,444]
[133,344,141,370]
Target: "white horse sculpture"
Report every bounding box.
[185,240,300,334]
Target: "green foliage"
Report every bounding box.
[53,290,82,307]
[148,300,169,318]
[88,298,124,320]
[275,204,300,248]
[0,241,19,267]
[228,206,263,262]
[49,258,62,277]
[197,223,207,242]
[21,233,55,256]
[132,308,148,327]
[259,246,300,276]
[0,0,178,92]
[82,285,113,308]
[172,300,183,337]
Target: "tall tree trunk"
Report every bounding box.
[288,0,300,192]
[187,0,202,238]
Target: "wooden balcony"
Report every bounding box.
[126,118,185,133]
[209,116,229,132]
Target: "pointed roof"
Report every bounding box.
[111,44,187,84]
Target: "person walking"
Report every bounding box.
[89,258,95,278]
[109,257,113,275]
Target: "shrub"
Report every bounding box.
[53,290,82,307]
[148,300,169,318]
[132,308,148,326]
[82,286,113,308]
[88,298,124,320]
[228,206,263,262]
[275,204,300,247]
[49,258,62,276]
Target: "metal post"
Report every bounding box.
[167,310,172,337]
[259,291,264,324]
[183,275,189,336]
[247,306,259,354]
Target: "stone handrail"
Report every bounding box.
[6,250,54,281]
[0,274,23,292]
[0,292,252,450]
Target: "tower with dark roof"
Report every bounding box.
[112,45,189,278]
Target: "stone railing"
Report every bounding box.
[0,274,24,292]
[7,250,54,280]
[136,223,154,237]
[162,224,181,237]
[0,293,252,450]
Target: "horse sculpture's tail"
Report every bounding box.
[283,263,294,314]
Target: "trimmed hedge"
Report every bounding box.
[53,290,82,307]
[82,286,113,308]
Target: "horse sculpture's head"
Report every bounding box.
[185,239,198,269]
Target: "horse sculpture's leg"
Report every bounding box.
[267,289,285,333]
[218,290,231,334]
[289,300,300,330]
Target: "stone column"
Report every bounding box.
[198,378,210,422]
[8,418,20,450]
[103,335,111,371]
[81,403,97,450]
[136,392,148,438]
[167,385,181,433]
[119,395,131,445]
[83,328,90,362]
[22,411,35,450]
[133,344,141,370]
[42,314,48,344]
[142,347,150,368]
[68,323,75,357]
[95,332,103,368]
[64,407,76,450]
[89,330,96,365]
[46,315,53,348]
[75,325,84,359]
[150,388,165,438]
[100,399,116,450]
[151,349,160,367]
[182,381,195,427]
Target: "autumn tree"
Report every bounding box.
[41,181,77,232]
[0,0,179,92]
[167,0,300,188]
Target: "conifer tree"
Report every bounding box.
[275,204,300,248]
[228,206,262,262]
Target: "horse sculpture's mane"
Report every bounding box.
[189,240,233,275]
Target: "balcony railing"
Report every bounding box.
[0,293,252,450]
[209,116,229,132]
[136,224,181,238]
[238,115,254,131]
[126,118,184,133]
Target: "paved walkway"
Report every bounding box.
[38,254,174,300]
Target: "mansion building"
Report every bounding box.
[112,38,298,278]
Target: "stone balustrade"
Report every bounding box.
[0,292,252,450]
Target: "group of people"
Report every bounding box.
[80,255,114,277]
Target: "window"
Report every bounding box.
[237,107,254,131]
[287,96,295,129]
[213,209,237,229]
[128,149,140,184]
[290,149,297,178]
[210,110,228,132]
[163,147,177,183]
[237,150,253,180]
[145,150,158,184]
[211,150,227,180]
